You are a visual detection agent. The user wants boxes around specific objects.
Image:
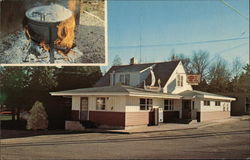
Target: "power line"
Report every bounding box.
[110,37,249,49]
[207,42,248,64]
[220,0,249,21]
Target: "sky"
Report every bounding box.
[103,0,249,72]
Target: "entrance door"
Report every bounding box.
[80,97,88,121]
[182,100,191,119]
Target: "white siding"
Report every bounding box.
[72,96,81,110]
[163,62,192,94]
[71,95,126,112]
[113,72,140,87]
[125,96,182,114]
[200,99,231,112]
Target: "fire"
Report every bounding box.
[68,0,77,12]
[40,40,50,51]
[54,15,75,49]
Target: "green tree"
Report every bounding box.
[55,66,102,91]
[0,67,30,120]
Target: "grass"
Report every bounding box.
[0,114,12,121]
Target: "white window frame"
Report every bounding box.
[164,99,174,111]
[125,74,130,85]
[119,74,130,85]
[140,98,153,110]
[204,100,210,106]
[215,101,221,106]
[177,75,183,87]
[96,97,106,110]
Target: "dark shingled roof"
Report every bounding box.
[95,60,180,88]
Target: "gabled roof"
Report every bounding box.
[179,90,236,101]
[50,85,182,99]
[95,60,180,87]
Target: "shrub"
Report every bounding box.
[26,101,48,130]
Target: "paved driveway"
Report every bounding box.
[1,120,249,159]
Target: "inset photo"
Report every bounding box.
[0,0,106,65]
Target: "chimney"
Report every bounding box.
[130,57,137,65]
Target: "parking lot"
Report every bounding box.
[1,119,249,159]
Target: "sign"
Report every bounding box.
[186,74,201,85]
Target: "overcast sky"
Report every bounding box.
[103,0,249,72]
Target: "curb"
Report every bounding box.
[105,127,197,134]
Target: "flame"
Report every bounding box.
[40,40,50,51]
[55,15,75,49]
[68,0,77,12]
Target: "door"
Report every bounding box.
[182,100,191,119]
[80,97,88,121]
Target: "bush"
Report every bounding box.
[26,101,48,130]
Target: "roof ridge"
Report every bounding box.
[112,60,180,67]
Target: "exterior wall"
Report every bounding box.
[219,93,250,116]
[89,111,125,127]
[125,112,151,126]
[71,95,126,112]
[163,62,192,94]
[113,72,140,87]
[200,111,230,121]
[200,99,231,112]
[198,99,231,122]
[140,68,151,85]
[125,96,182,126]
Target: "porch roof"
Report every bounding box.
[50,85,182,99]
[179,90,236,101]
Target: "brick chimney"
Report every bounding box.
[130,57,137,65]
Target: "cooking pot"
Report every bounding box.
[24,4,73,44]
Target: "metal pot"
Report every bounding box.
[24,17,60,44]
[24,5,73,44]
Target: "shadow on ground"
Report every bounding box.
[1,129,249,147]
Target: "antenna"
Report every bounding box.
[139,13,142,64]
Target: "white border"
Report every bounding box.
[0,0,108,67]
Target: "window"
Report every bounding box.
[80,97,88,111]
[177,75,183,87]
[204,100,210,106]
[140,98,153,110]
[119,74,130,85]
[125,74,130,85]
[96,97,106,110]
[215,101,221,106]
[119,74,125,84]
[164,99,174,111]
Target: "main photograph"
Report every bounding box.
[1,0,249,159]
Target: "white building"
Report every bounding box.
[50,58,235,129]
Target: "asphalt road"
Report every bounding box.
[1,120,249,159]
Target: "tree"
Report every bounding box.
[112,55,122,66]
[231,57,243,79]
[0,67,30,120]
[207,56,231,92]
[55,66,102,91]
[26,101,48,130]
[169,50,191,73]
[237,64,250,93]
[190,50,210,80]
